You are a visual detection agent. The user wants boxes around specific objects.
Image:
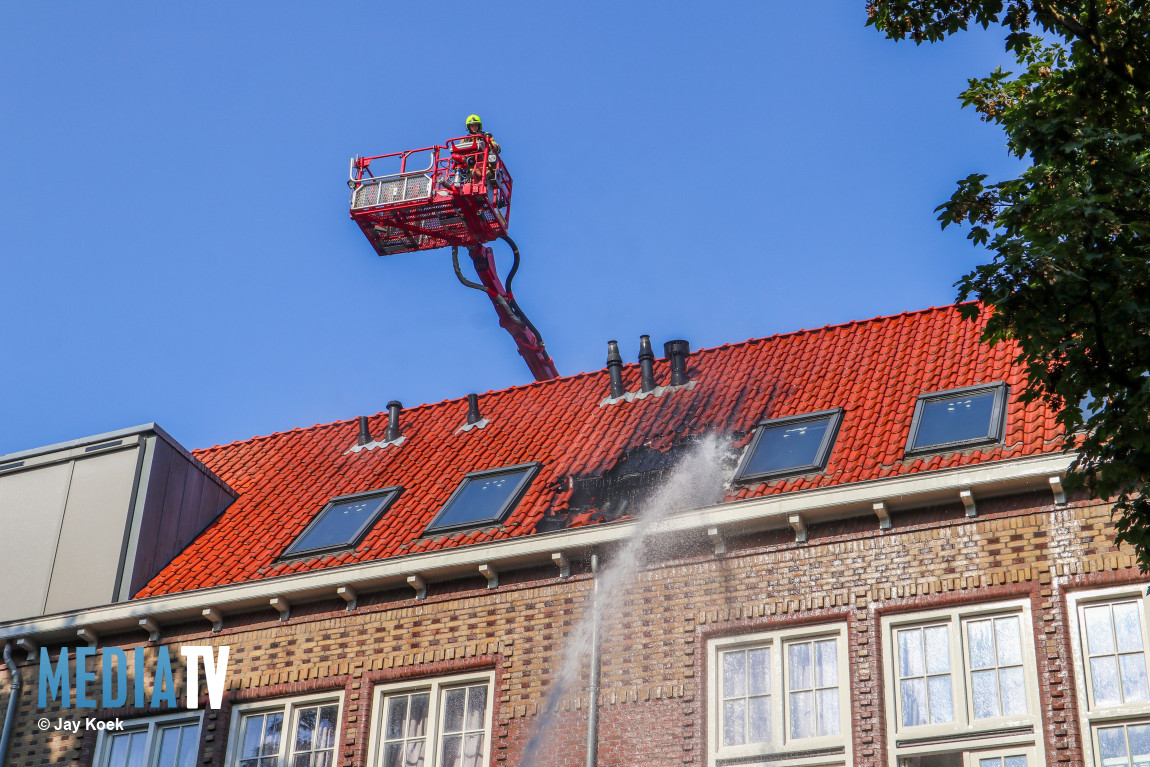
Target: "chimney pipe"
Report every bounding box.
[386,401,403,441]
[466,393,482,425]
[664,340,691,386]
[638,335,657,393]
[357,415,371,446]
[606,341,625,399]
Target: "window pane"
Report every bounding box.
[899,629,924,677]
[994,617,1023,666]
[978,760,1002,767]
[1115,603,1146,652]
[743,417,831,477]
[439,734,461,767]
[177,726,199,767]
[1130,724,1150,766]
[816,640,837,686]
[462,733,483,767]
[723,651,746,698]
[912,390,997,449]
[999,666,1027,716]
[315,706,338,749]
[240,716,265,760]
[264,714,283,756]
[1098,725,1129,765]
[927,675,954,724]
[748,648,770,697]
[443,689,465,734]
[1092,656,1122,705]
[788,643,812,690]
[968,621,995,669]
[1122,654,1150,702]
[404,741,426,767]
[1086,605,1117,655]
[291,755,310,767]
[748,696,770,743]
[409,694,429,738]
[295,707,316,752]
[287,493,394,554]
[429,469,533,531]
[157,727,182,767]
[901,678,927,727]
[816,688,839,736]
[1003,758,1028,767]
[386,698,408,740]
[789,690,814,739]
[465,686,487,731]
[924,626,950,674]
[970,669,999,719]
[722,699,746,746]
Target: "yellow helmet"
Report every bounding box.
[466,114,482,127]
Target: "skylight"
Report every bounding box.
[426,463,539,534]
[734,409,843,482]
[905,383,1007,455]
[283,487,401,557]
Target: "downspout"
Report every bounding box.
[1,642,23,766]
[585,553,601,767]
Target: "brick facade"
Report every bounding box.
[0,490,1130,766]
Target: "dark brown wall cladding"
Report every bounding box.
[0,493,1131,767]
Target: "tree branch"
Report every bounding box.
[1030,0,1150,92]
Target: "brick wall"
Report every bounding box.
[0,491,1134,767]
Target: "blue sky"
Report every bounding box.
[0,2,1023,455]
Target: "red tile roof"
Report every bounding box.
[136,305,1065,598]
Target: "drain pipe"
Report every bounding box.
[1,642,23,767]
[586,553,601,767]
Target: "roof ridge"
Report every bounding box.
[192,302,974,455]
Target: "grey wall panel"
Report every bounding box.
[176,460,206,548]
[0,463,73,621]
[128,439,173,596]
[153,453,189,575]
[44,448,140,615]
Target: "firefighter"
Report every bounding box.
[450,115,500,187]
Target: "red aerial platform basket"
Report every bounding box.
[348,135,558,381]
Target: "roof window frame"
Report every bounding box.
[733,408,844,484]
[424,462,541,535]
[281,486,403,559]
[904,382,1008,458]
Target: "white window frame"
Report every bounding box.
[897,745,1039,767]
[367,670,495,767]
[93,710,204,767]
[707,623,851,767]
[1066,583,1150,767]
[881,600,1045,767]
[224,691,344,767]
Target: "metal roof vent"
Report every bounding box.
[386,401,403,442]
[638,335,657,393]
[664,340,691,386]
[467,393,482,425]
[606,341,625,399]
[357,416,372,446]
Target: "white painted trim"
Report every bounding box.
[0,453,1075,644]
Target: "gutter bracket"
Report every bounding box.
[960,489,977,517]
[337,586,358,611]
[14,638,38,661]
[478,564,499,589]
[270,597,291,622]
[139,618,161,643]
[202,608,223,633]
[873,501,892,531]
[407,574,427,600]
[551,552,571,579]
[1049,476,1066,505]
[77,628,98,647]
[788,514,808,544]
[706,526,727,556]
